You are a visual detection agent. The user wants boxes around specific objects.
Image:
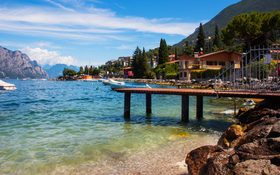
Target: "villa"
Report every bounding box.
[179,50,242,80]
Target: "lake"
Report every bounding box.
[0,80,236,174]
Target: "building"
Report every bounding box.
[168,54,176,61]
[118,56,133,67]
[148,56,158,68]
[178,55,196,80]
[179,50,242,80]
[123,67,134,78]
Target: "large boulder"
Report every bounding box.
[236,108,280,124]
[185,101,280,175]
[233,159,280,175]
[185,145,223,175]
[204,150,235,175]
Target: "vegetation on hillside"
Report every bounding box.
[174,0,280,48]
[222,11,280,50]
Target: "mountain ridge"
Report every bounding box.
[44,64,79,78]
[0,46,48,79]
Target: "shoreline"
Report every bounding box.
[51,133,220,175]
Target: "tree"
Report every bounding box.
[174,47,178,60]
[183,41,194,56]
[222,11,280,50]
[89,66,94,75]
[213,24,222,50]
[195,23,205,52]
[63,68,77,77]
[93,67,100,75]
[132,47,150,78]
[141,48,149,77]
[84,65,89,75]
[132,47,142,78]
[78,66,84,75]
[158,38,169,64]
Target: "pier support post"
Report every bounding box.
[196,96,203,120]
[146,93,152,115]
[124,92,131,119]
[181,95,189,123]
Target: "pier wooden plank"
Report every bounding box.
[115,88,280,99]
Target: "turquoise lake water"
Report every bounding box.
[0,80,236,174]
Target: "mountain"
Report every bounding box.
[0,46,48,79]
[44,64,79,78]
[174,0,280,47]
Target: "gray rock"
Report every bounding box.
[0,46,47,79]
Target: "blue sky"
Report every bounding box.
[0,0,240,66]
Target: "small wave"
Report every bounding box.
[219,109,234,115]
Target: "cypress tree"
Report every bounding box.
[184,41,194,56]
[158,38,169,64]
[78,66,84,74]
[84,65,89,75]
[213,24,222,50]
[174,47,178,60]
[142,48,149,77]
[89,66,94,75]
[132,47,142,78]
[195,23,205,52]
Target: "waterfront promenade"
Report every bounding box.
[115,88,280,122]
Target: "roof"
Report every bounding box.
[270,50,280,53]
[122,67,133,70]
[198,50,242,58]
[178,55,195,60]
[164,60,179,64]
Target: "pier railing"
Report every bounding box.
[214,45,280,93]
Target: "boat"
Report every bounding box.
[108,79,125,89]
[0,80,16,90]
[108,79,151,90]
[101,79,110,85]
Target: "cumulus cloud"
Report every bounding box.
[22,47,76,65]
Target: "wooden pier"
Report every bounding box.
[115,88,280,122]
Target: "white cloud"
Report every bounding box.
[45,0,75,12]
[115,44,134,50]
[0,6,198,42]
[22,47,76,65]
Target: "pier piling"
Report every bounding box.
[116,88,280,122]
[146,93,152,114]
[196,96,203,120]
[124,92,131,119]
[181,95,189,122]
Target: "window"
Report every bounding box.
[184,72,187,77]
[206,61,214,65]
[218,61,225,66]
[207,61,219,66]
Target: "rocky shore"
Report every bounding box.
[185,98,280,175]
